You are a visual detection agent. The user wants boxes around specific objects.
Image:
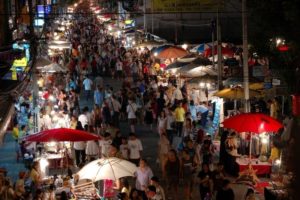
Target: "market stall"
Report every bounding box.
[24,128,101,175]
[222,113,283,178]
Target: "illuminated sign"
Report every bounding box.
[37,5,51,17]
[12,42,30,61]
[37,5,45,17]
[124,19,135,29]
[34,18,45,26]
[13,57,27,67]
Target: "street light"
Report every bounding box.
[181,44,188,50]
[276,38,282,46]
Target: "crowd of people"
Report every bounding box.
[0,1,294,200]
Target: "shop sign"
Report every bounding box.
[124,19,135,29]
[264,82,272,89]
[272,78,280,86]
[253,65,268,77]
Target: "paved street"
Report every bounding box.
[0,77,265,199]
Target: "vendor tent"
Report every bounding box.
[35,57,52,68]
[178,57,215,77]
[190,43,211,53]
[40,63,67,73]
[214,87,262,99]
[222,113,282,160]
[156,46,188,59]
[192,56,212,66]
[178,65,217,77]
[177,53,198,63]
[135,40,164,50]
[187,74,217,89]
[165,60,190,73]
[204,46,234,58]
[151,44,172,54]
[223,77,262,87]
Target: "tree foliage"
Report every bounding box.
[247,0,300,93]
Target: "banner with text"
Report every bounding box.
[152,0,224,13]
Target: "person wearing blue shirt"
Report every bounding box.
[189,100,197,122]
[197,102,209,127]
[69,78,77,90]
[94,85,104,107]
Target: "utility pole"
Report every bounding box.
[28,0,38,132]
[143,0,147,33]
[151,0,154,34]
[117,1,122,29]
[217,6,222,90]
[242,0,250,113]
[174,0,178,44]
[211,19,216,70]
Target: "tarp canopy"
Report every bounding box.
[178,65,217,77]
[165,60,190,74]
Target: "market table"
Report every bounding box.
[264,187,289,200]
[46,154,65,169]
[236,157,272,176]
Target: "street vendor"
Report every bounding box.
[268,141,280,163]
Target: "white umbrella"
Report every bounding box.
[77,157,138,182]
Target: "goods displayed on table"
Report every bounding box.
[236,157,272,176]
[72,181,98,199]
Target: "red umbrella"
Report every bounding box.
[222,113,282,133]
[25,128,100,142]
[204,46,234,58]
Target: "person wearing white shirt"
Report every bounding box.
[74,124,86,166]
[126,99,137,133]
[83,76,93,100]
[128,133,143,166]
[78,107,89,127]
[99,132,112,157]
[86,140,99,161]
[119,137,129,159]
[172,86,183,104]
[135,159,153,192]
